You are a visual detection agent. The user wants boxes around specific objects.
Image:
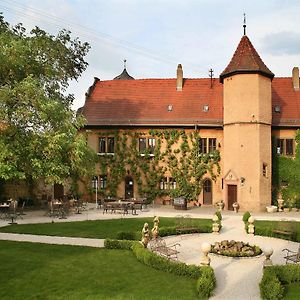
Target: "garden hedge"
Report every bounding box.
[260,265,300,299]
[104,239,216,298]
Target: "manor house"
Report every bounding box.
[79,31,300,212]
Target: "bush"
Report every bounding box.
[159,225,211,237]
[116,231,140,241]
[196,266,216,298]
[104,239,134,250]
[260,267,284,300]
[243,211,251,223]
[260,265,300,299]
[215,211,222,221]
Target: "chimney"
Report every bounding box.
[292,67,299,91]
[176,64,183,91]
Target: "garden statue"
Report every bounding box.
[141,223,150,248]
[200,242,211,266]
[248,216,255,235]
[277,193,284,212]
[152,216,159,239]
[232,202,239,213]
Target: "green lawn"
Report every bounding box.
[0,217,211,239]
[254,220,300,242]
[0,240,200,300]
[284,283,300,299]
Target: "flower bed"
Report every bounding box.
[210,240,262,257]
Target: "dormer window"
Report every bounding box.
[167,104,173,112]
[274,105,281,113]
[203,105,209,112]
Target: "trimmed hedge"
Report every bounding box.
[254,220,300,242]
[105,239,216,298]
[260,265,300,299]
[104,239,134,250]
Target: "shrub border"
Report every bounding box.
[260,265,300,299]
[104,239,216,298]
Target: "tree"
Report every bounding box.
[0,15,97,191]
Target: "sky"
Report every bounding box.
[1,0,300,110]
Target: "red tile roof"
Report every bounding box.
[272,78,300,126]
[81,77,300,127]
[220,35,274,82]
[82,78,224,126]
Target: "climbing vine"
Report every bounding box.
[272,130,300,208]
[96,129,220,203]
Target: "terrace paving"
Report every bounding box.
[0,204,298,300]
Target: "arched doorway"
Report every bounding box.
[203,179,212,205]
[125,176,134,199]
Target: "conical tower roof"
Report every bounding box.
[113,68,134,80]
[220,35,274,83]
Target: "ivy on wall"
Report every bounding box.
[96,129,220,203]
[272,130,300,208]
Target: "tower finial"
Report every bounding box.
[123,59,127,69]
[243,13,246,35]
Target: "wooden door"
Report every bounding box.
[227,185,237,210]
[54,183,64,200]
[203,179,212,205]
[125,177,134,199]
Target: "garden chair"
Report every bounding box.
[282,245,300,264]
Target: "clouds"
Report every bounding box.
[262,31,300,55]
[2,0,300,110]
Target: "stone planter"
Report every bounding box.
[266,205,277,213]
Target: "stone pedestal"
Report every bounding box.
[263,248,273,268]
[200,242,211,266]
[248,216,255,235]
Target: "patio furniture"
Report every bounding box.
[149,237,180,260]
[282,245,300,264]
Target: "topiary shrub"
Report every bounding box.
[215,211,222,221]
[243,211,251,223]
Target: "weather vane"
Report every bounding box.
[243,13,246,35]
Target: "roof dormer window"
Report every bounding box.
[274,105,281,113]
[167,104,173,112]
[203,105,209,112]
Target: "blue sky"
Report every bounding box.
[1,0,300,109]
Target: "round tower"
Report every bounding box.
[220,33,274,212]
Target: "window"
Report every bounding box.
[148,138,156,154]
[262,163,267,177]
[139,138,147,152]
[286,139,294,156]
[276,139,284,155]
[199,138,217,154]
[99,175,107,189]
[208,138,216,152]
[169,178,177,190]
[276,138,294,156]
[99,137,106,153]
[107,137,115,153]
[98,137,114,154]
[199,138,207,154]
[159,177,167,190]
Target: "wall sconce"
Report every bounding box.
[240,177,245,186]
